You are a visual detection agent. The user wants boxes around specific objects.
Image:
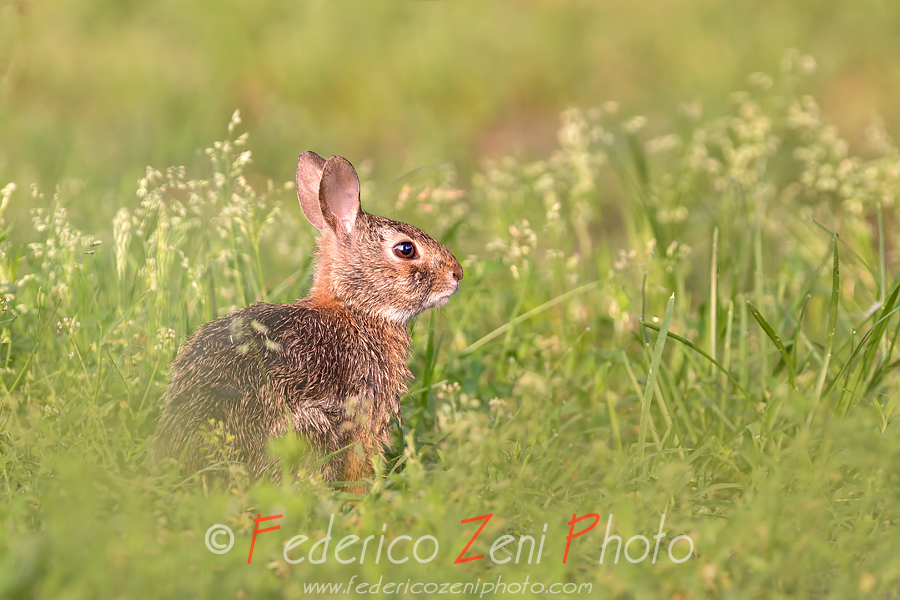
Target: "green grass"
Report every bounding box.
[2,37,900,600]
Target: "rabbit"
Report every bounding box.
[149,151,463,491]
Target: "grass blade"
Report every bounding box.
[809,236,839,424]
[845,272,900,410]
[791,293,811,369]
[3,297,61,402]
[640,321,750,399]
[638,293,675,475]
[710,226,719,374]
[627,132,650,188]
[878,204,887,357]
[720,298,735,437]
[747,300,797,388]
[825,301,900,408]
[753,195,765,380]
[456,280,599,356]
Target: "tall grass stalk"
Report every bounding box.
[637,293,674,475]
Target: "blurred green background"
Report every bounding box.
[3,2,900,598]
[2,0,900,226]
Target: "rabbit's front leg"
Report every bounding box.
[339,394,382,495]
[341,428,376,495]
[286,402,353,484]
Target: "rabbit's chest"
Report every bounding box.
[342,350,410,404]
[339,321,411,394]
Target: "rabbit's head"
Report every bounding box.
[296,151,463,324]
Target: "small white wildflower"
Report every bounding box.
[57,317,80,333]
[227,110,242,134]
[624,116,647,134]
[113,208,132,282]
[800,55,817,75]
[0,182,15,217]
[645,134,681,155]
[156,327,176,342]
[748,72,773,90]
[678,101,703,121]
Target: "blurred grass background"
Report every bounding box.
[3,0,900,228]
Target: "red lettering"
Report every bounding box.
[563,513,600,563]
[247,513,283,564]
[454,513,493,564]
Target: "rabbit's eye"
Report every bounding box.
[393,242,418,259]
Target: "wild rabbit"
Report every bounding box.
[150,152,463,490]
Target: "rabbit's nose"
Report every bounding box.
[451,260,464,282]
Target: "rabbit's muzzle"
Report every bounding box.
[425,259,463,309]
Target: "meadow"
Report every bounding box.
[2,2,900,599]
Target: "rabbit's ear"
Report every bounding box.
[319,155,361,235]
[296,151,327,231]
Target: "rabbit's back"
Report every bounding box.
[151,300,411,479]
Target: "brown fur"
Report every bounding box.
[149,153,462,491]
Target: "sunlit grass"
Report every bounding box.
[1,57,899,598]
